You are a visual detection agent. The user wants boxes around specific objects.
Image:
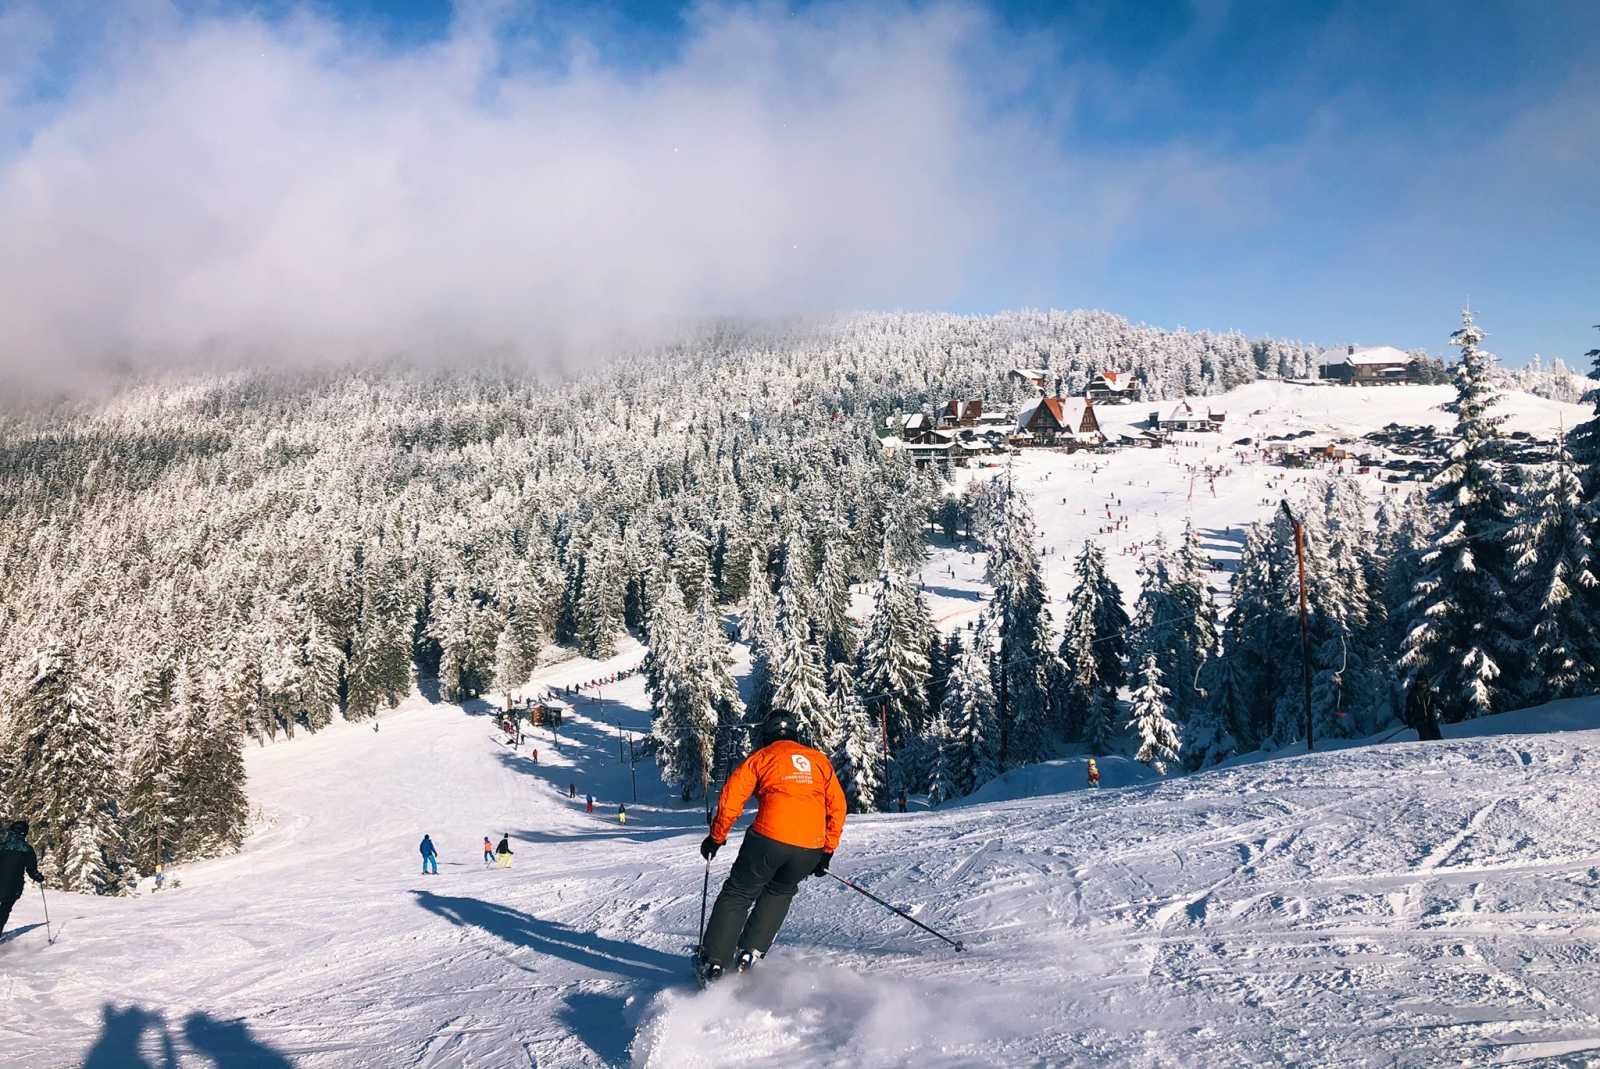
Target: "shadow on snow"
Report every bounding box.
[411,889,682,984]
[82,1003,291,1069]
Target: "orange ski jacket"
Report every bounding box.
[710,739,847,852]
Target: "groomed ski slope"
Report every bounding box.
[4,382,1598,1067]
[5,660,1600,1068]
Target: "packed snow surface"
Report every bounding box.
[4,383,1596,1067]
[7,670,1600,1067]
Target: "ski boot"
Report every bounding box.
[734,948,763,973]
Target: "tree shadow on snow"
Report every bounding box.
[411,890,681,984]
[81,1003,290,1069]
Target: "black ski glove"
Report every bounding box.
[700,836,722,861]
[812,852,832,878]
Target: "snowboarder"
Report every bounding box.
[1086,758,1100,788]
[482,837,495,866]
[696,713,847,983]
[586,794,594,814]
[419,834,439,875]
[495,835,513,868]
[617,804,628,825]
[0,821,43,935]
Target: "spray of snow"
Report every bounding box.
[629,961,1039,1068]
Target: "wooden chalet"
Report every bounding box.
[1085,370,1139,404]
[1151,400,1220,433]
[939,399,985,427]
[1320,345,1414,385]
[1013,397,1105,448]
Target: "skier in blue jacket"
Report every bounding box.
[419,834,439,875]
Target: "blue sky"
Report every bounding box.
[0,0,1595,370]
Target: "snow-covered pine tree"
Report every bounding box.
[983,477,1058,769]
[1057,540,1127,742]
[771,550,833,748]
[1399,310,1519,722]
[941,614,1000,796]
[1128,652,1181,775]
[1128,527,1218,737]
[576,531,625,658]
[2,639,127,892]
[491,621,531,709]
[855,536,931,791]
[828,659,882,814]
[1509,435,1600,703]
[924,700,953,806]
[173,657,250,858]
[696,597,748,794]
[123,700,179,876]
[740,541,778,722]
[648,582,736,802]
[815,537,857,667]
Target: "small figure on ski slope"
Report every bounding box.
[586,794,595,814]
[896,791,908,813]
[531,747,539,764]
[495,835,514,868]
[617,804,628,825]
[483,837,495,866]
[419,834,439,875]
[568,783,577,799]
[697,713,846,983]
[1086,758,1100,788]
[0,821,44,935]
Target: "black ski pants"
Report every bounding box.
[701,829,823,967]
[0,889,19,935]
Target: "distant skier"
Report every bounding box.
[1086,757,1100,788]
[482,837,495,866]
[617,804,628,825]
[896,791,908,813]
[568,783,576,799]
[531,747,539,764]
[0,821,43,935]
[696,713,846,983]
[495,835,513,868]
[586,794,594,814]
[419,834,439,875]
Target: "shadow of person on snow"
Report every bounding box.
[411,889,681,983]
[81,1003,289,1069]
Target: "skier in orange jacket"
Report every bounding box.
[696,713,846,981]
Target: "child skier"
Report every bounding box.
[697,713,847,983]
[1087,758,1100,788]
[419,834,439,875]
[482,837,495,866]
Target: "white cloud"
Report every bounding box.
[0,0,1083,382]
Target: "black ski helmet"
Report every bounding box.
[760,714,801,746]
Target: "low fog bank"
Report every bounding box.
[0,1,1074,391]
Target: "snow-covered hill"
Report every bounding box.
[900,381,1588,630]
[5,642,1599,1068]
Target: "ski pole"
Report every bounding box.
[39,883,52,945]
[695,856,711,956]
[830,873,965,952]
